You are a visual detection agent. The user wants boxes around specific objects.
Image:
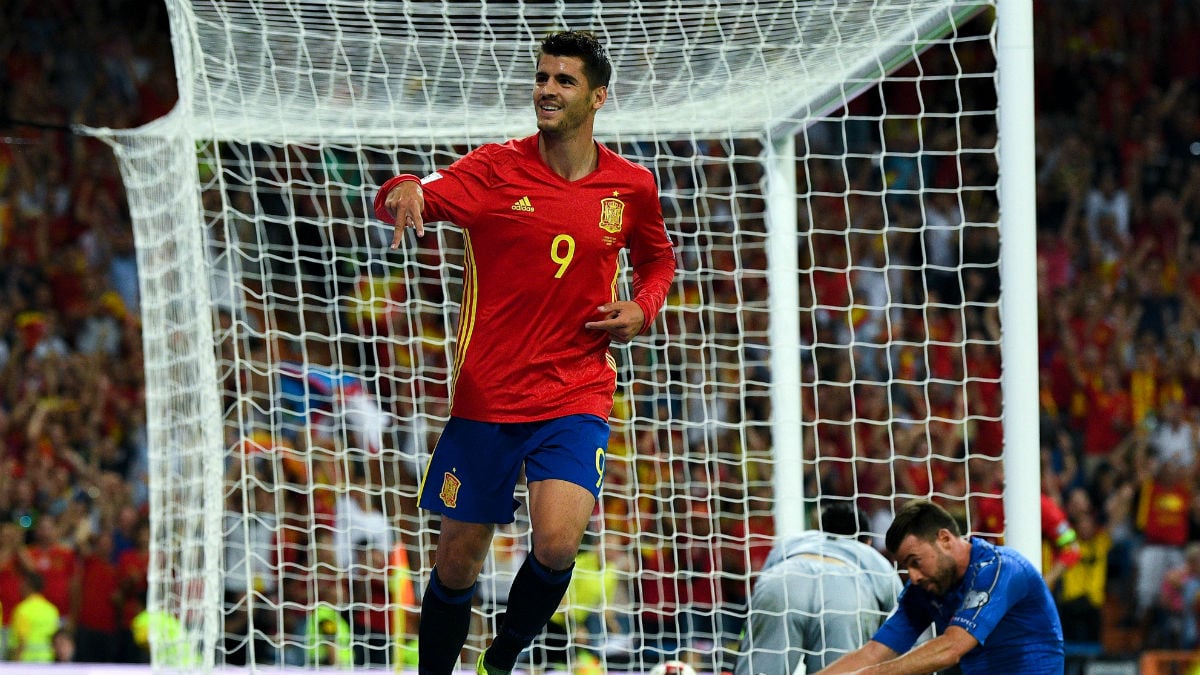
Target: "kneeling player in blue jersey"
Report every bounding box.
[816,499,1064,675]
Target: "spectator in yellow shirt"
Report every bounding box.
[10,573,60,662]
[1056,491,1111,645]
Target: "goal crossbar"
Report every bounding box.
[138,1,995,143]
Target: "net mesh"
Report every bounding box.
[82,1,1003,671]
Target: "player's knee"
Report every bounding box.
[531,541,579,571]
[434,546,490,588]
[432,559,484,590]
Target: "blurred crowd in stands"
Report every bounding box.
[1030,0,1200,658]
[0,0,170,665]
[2,0,1200,669]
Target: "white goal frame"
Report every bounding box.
[80,0,1039,670]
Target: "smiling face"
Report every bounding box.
[534,54,606,136]
[895,530,961,597]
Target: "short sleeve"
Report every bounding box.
[871,587,929,654]
[947,556,1027,644]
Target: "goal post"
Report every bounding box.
[80,1,1036,672]
[996,0,1041,564]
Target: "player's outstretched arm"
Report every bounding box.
[821,628,977,675]
[815,640,896,674]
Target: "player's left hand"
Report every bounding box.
[585,301,645,343]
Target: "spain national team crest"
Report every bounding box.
[440,472,462,508]
[599,196,625,233]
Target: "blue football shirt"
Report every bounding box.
[872,537,1064,675]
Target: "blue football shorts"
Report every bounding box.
[417,414,610,524]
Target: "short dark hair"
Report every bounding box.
[819,501,870,542]
[884,499,960,555]
[539,30,612,89]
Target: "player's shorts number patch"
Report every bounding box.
[594,447,605,488]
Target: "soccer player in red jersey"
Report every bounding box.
[374,30,676,675]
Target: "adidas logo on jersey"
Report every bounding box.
[511,196,535,212]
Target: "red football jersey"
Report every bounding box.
[375,134,676,422]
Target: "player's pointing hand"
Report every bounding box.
[585,301,645,343]
[386,181,426,247]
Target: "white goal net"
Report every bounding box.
[82,1,1024,672]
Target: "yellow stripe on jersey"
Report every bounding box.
[452,231,479,401]
[607,266,620,373]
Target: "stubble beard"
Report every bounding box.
[928,551,959,596]
[536,98,590,140]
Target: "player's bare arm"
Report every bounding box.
[835,628,978,675]
[585,301,644,343]
[815,640,897,674]
[384,180,426,245]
